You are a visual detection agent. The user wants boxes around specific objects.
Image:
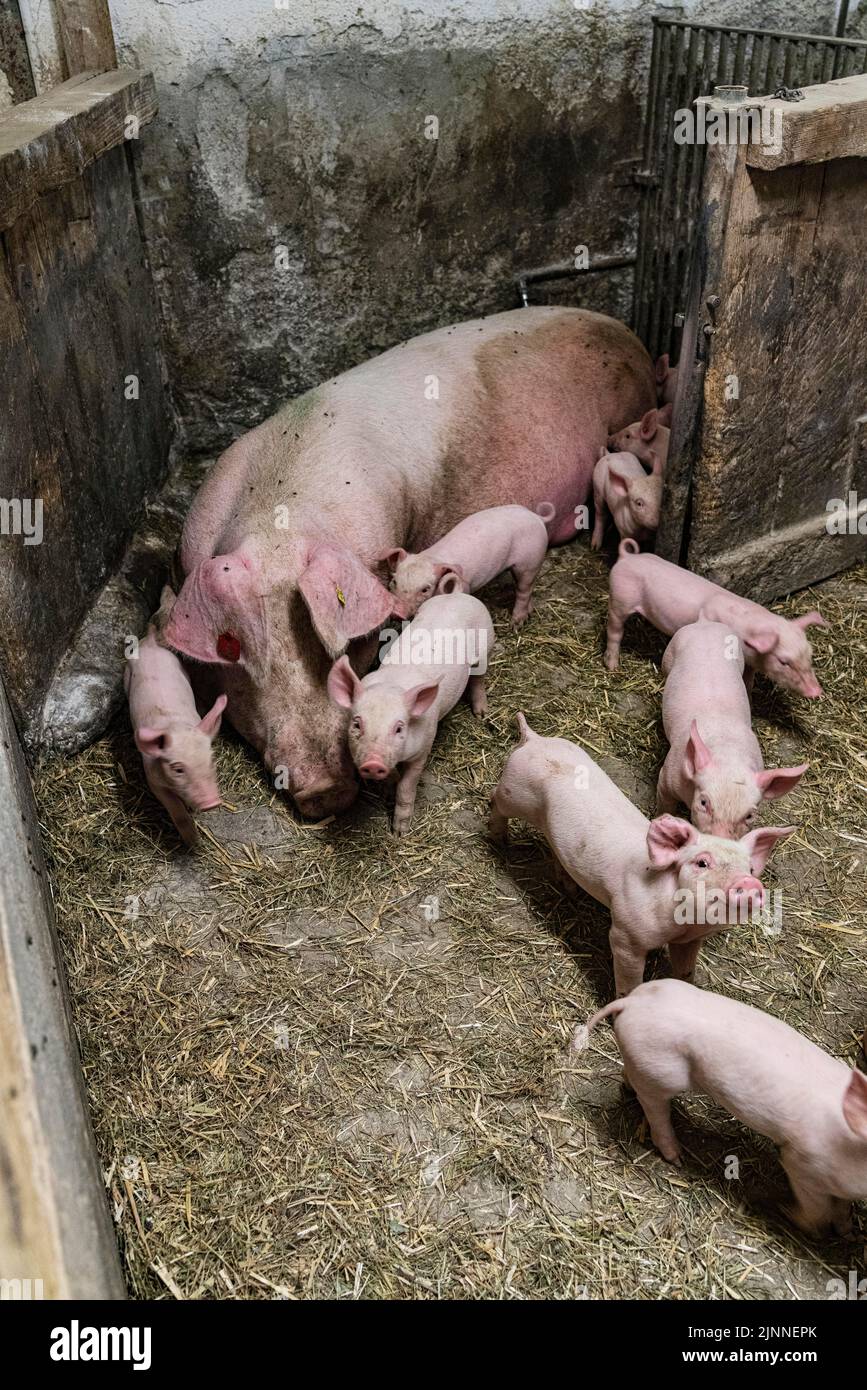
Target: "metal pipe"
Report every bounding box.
[515,254,636,306]
[649,14,865,46]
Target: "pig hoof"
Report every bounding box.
[472,698,488,718]
[604,650,620,672]
[656,1140,682,1165]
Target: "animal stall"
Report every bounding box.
[0,0,865,1317]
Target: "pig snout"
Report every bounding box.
[728,875,764,911]
[358,756,389,781]
[194,784,221,811]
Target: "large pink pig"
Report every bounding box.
[489,715,792,994]
[605,540,827,697]
[658,620,809,837]
[165,307,654,816]
[581,979,867,1234]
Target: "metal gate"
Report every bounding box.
[633,17,867,363]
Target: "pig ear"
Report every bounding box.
[164,548,267,667]
[327,654,362,710]
[639,409,658,442]
[657,402,673,428]
[646,815,697,867]
[842,1070,867,1140]
[433,561,463,580]
[437,570,463,595]
[655,353,670,385]
[198,692,227,738]
[685,721,713,777]
[792,611,828,631]
[404,678,441,718]
[756,763,808,800]
[743,625,778,656]
[739,825,794,873]
[135,726,167,757]
[379,547,407,574]
[299,541,396,659]
[608,469,631,497]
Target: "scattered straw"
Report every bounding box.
[34,546,867,1299]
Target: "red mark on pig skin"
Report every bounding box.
[217,632,241,662]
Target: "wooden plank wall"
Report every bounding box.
[0,74,172,737]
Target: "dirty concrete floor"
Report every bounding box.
[35,543,867,1299]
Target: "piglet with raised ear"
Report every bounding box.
[607,404,671,472]
[592,449,663,550]
[581,978,867,1235]
[381,504,550,625]
[490,715,792,995]
[657,620,808,837]
[125,589,227,846]
[328,591,495,835]
[605,541,828,698]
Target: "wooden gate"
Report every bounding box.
[657,73,867,602]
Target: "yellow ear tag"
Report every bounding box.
[336,586,346,607]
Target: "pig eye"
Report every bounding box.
[635,499,645,509]
[393,721,405,736]
[350,717,363,735]
[778,658,790,667]
[420,585,431,594]
[744,810,755,823]
[695,856,710,869]
[699,796,710,810]
[170,763,185,776]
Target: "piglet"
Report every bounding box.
[382,504,549,625]
[125,607,227,846]
[592,449,663,550]
[605,539,828,698]
[607,404,671,472]
[658,620,808,837]
[328,591,495,835]
[581,978,867,1235]
[489,715,792,995]
[655,352,678,406]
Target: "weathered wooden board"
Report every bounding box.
[0,671,124,1297]
[747,72,867,170]
[57,0,117,78]
[687,148,867,598]
[0,142,172,733]
[0,68,157,230]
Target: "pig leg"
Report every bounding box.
[668,939,702,984]
[743,667,755,699]
[609,920,647,996]
[591,479,607,551]
[157,787,198,847]
[780,1153,837,1234]
[655,764,679,816]
[633,1083,683,1165]
[466,673,488,717]
[510,567,537,626]
[392,754,427,837]
[488,790,509,840]
[604,600,628,671]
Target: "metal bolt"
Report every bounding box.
[706,295,720,310]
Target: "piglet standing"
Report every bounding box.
[607,404,671,472]
[605,539,827,698]
[489,715,792,994]
[382,504,549,625]
[328,592,495,835]
[658,619,808,837]
[125,598,227,846]
[581,978,867,1235]
[591,449,663,550]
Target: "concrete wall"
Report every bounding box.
[109,0,838,455]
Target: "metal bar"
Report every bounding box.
[647,14,867,47]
